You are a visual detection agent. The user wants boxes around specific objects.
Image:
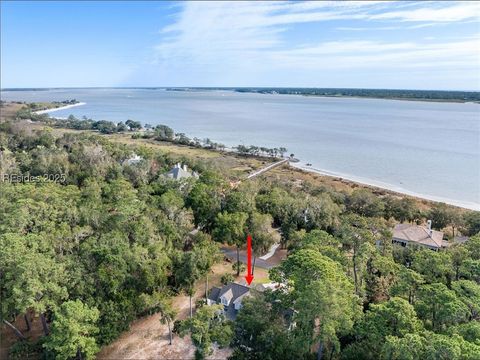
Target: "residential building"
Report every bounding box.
[165,163,199,180]
[207,282,251,320]
[392,220,449,251]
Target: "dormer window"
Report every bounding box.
[221,296,229,306]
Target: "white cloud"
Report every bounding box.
[150,1,480,89]
[370,2,480,22]
[270,38,480,70]
[336,26,402,31]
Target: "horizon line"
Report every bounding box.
[1,86,479,93]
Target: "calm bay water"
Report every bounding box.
[2,88,479,209]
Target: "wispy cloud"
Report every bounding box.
[336,26,402,31]
[370,2,480,22]
[270,38,480,70]
[150,1,480,89]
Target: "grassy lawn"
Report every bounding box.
[0,103,24,122]
[208,261,271,287]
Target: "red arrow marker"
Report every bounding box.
[245,234,254,285]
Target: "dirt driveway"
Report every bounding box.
[97,261,249,359]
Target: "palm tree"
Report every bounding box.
[159,300,177,345]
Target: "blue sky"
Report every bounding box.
[1,1,479,90]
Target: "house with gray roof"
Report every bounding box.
[207,282,251,320]
[392,220,449,251]
[165,163,199,180]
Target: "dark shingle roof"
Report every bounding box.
[208,286,221,302]
[165,164,199,180]
[166,167,192,180]
[207,282,251,303]
[218,283,250,303]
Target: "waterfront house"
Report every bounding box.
[207,282,251,320]
[392,220,449,251]
[165,163,199,180]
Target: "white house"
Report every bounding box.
[207,282,251,319]
[165,163,199,180]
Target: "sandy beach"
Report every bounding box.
[290,162,480,211]
[34,102,86,114]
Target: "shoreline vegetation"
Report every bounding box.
[6,98,82,113]
[290,163,480,211]
[34,101,86,115]
[2,86,480,103]
[230,87,480,103]
[7,100,478,211]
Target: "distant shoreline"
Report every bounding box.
[167,88,480,103]
[2,87,479,103]
[34,102,86,114]
[300,94,479,104]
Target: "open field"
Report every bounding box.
[0,102,24,122]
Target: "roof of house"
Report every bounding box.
[165,163,199,180]
[233,291,251,305]
[208,286,221,302]
[208,282,250,303]
[220,282,250,301]
[393,223,447,249]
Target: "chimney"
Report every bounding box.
[183,164,188,172]
[177,162,181,168]
[427,220,432,236]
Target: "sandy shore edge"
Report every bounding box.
[34,102,86,114]
[290,163,479,211]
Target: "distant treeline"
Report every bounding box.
[10,99,80,112]
[52,99,79,105]
[166,87,480,102]
[133,123,228,151]
[236,144,288,158]
[234,88,480,102]
[15,110,142,133]
[137,125,287,158]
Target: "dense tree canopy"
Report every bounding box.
[43,300,100,360]
[178,304,232,359]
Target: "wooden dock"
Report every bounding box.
[246,158,290,179]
